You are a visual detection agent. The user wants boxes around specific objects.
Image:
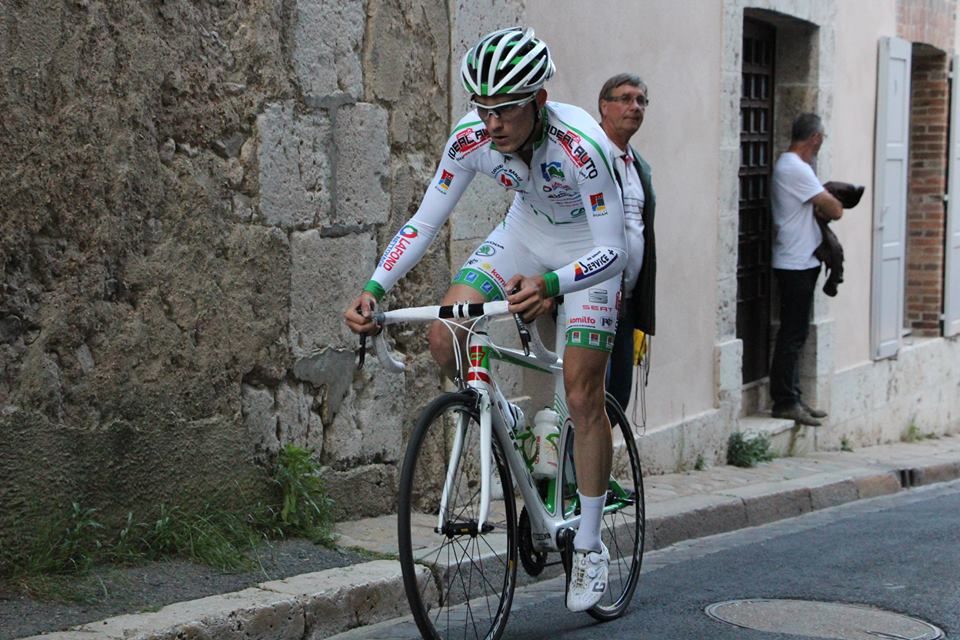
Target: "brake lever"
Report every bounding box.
[357,334,367,369]
[355,300,378,369]
[514,314,531,356]
[510,285,531,356]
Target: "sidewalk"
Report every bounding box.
[22,435,960,640]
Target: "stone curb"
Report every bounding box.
[19,561,430,640]
[20,460,960,640]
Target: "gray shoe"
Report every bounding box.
[801,402,827,419]
[771,404,822,427]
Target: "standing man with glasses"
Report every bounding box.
[769,113,842,426]
[598,74,657,412]
[344,27,627,612]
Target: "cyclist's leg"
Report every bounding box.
[562,277,620,550]
[565,344,613,553]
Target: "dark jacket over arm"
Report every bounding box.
[629,148,657,335]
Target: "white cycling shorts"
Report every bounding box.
[452,223,621,352]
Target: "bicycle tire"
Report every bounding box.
[398,390,518,640]
[559,392,645,621]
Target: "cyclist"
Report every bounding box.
[343,26,627,612]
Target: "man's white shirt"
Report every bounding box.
[613,148,645,295]
[771,151,824,270]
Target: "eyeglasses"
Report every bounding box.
[605,94,649,107]
[470,93,538,120]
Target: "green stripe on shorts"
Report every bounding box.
[565,328,616,352]
[452,268,505,301]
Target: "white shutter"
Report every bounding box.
[944,54,960,337]
[871,37,911,359]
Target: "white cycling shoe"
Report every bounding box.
[565,542,610,612]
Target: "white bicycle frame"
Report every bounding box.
[373,300,581,552]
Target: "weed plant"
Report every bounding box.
[1,444,334,587]
[727,432,774,468]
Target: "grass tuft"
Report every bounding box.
[726,432,774,468]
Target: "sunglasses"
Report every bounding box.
[470,93,538,120]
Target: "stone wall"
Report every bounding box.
[0,0,455,546]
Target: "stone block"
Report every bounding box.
[909,461,960,487]
[293,348,355,422]
[242,384,279,459]
[276,381,324,454]
[646,494,747,550]
[322,463,398,519]
[367,0,448,147]
[68,588,303,640]
[258,101,331,229]
[718,146,740,214]
[334,103,390,227]
[292,0,364,101]
[808,478,859,510]
[323,359,405,465]
[636,424,682,476]
[715,275,737,341]
[718,484,811,527]
[714,338,743,398]
[682,412,733,468]
[449,0,524,117]
[853,472,902,499]
[289,230,378,355]
[262,561,429,638]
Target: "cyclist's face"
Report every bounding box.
[473,91,543,153]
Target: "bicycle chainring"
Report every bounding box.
[518,507,547,577]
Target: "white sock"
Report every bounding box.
[572,491,605,553]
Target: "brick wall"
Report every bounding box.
[905,50,948,336]
[898,0,957,53]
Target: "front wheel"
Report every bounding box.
[560,392,645,621]
[397,391,518,640]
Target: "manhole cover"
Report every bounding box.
[705,599,944,639]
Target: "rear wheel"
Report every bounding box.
[398,391,518,640]
[559,393,645,621]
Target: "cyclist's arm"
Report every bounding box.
[363,154,476,301]
[542,150,627,297]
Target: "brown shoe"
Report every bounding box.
[772,404,822,427]
[801,402,827,419]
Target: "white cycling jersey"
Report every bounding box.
[364,102,627,302]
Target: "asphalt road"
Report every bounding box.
[342,479,960,639]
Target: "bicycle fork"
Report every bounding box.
[436,340,505,536]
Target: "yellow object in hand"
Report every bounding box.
[633,329,647,365]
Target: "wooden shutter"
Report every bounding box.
[871,37,911,359]
[944,54,960,336]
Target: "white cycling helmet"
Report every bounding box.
[460,27,556,96]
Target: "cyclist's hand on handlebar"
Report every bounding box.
[506,275,551,323]
[343,292,379,335]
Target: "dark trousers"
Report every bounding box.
[769,266,820,410]
[607,305,636,411]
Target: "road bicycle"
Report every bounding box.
[363,299,645,640]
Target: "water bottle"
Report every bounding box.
[531,408,561,479]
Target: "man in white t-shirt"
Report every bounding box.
[769,113,842,426]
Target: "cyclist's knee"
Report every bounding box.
[428,321,458,373]
[565,380,606,429]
